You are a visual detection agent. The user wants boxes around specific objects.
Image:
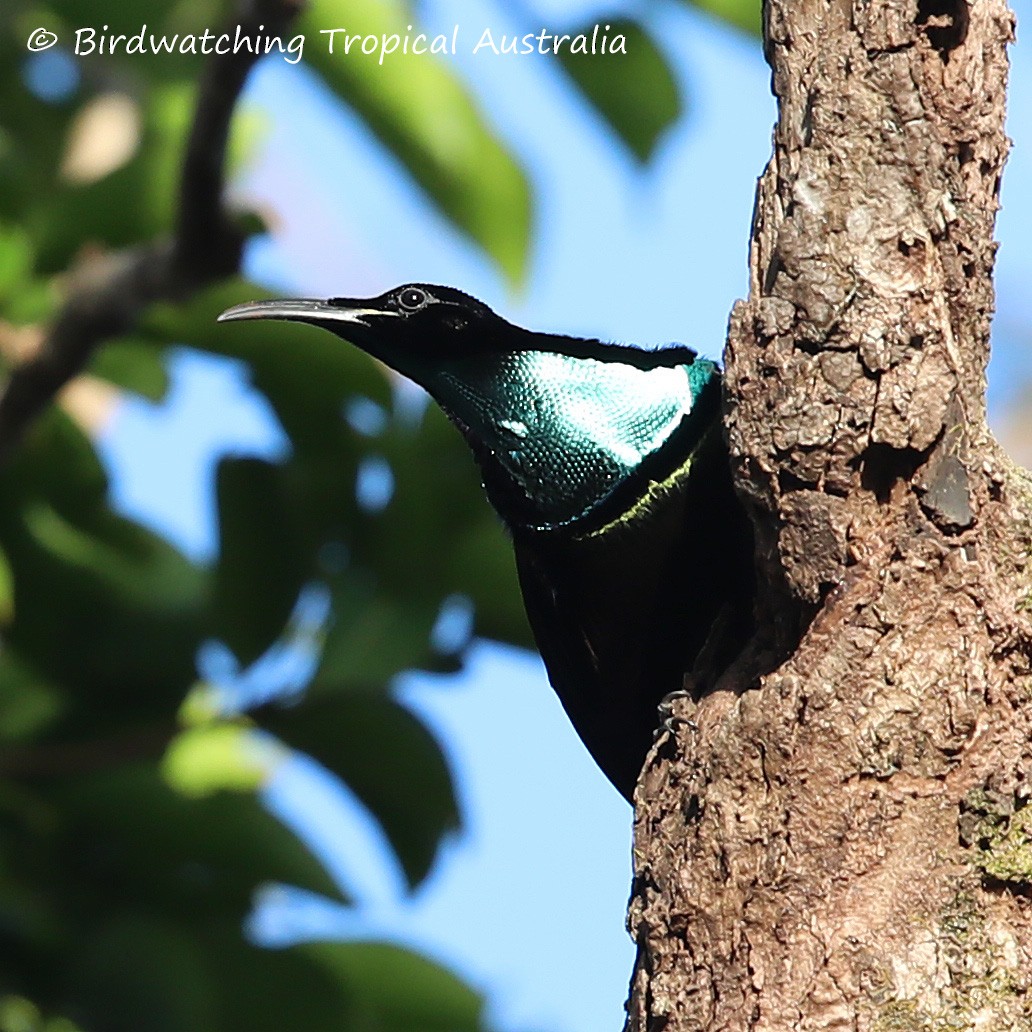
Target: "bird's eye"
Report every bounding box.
[398,287,428,311]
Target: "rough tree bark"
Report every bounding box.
[627,1,1027,1029]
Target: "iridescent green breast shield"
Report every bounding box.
[431,349,718,530]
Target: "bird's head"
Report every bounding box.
[218,283,513,382]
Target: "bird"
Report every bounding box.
[219,284,753,801]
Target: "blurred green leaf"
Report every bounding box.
[35,0,200,56]
[14,912,485,1032]
[0,540,13,625]
[162,724,280,798]
[30,83,190,273]
[63,914,221,1032]
[88,338,169,401]
[210,933,485,1032]
[0,499,208,722]
[447,520,531,647]
[0,995,83,1032]
[299,0,532,283]
[0,223,34,303]
[366,403,533,650]
[2,406,109,511]
[178,681,225,727]
[0,31,79,225]
[310,575,448,693]
[301,941,484,1032]
[51,762,343,916]
[557,18,682,163]
[0,411,209,724]
[212,457,311,664]
[0,995,40,1032]
[0,652,65,743]
[257,694,459,888]
[684,0,763,36]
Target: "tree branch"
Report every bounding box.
[0,722,177,780]
[0,0,304,460]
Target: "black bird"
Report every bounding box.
[219,284,752,801]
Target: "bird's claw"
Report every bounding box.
[655,688,697,738]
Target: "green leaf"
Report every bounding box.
[300,941,484,1032]
[211,457,311,664]
[3,405,108,511]
[0,272,56,326]
[0,995,84,1032]
[31,82,191,274]
[0,223,35,303]
[256,694,459,888]
[1,499,208,721]
[58,918,484,1032]
[364,403,533,650]
[446,520,531,648]
[683,0,763,36]
[298,0,532,283]
[0,652,65,743]
[0,32,79,223]
[0,410,209,722]
[310,576,448,694]
[41,0,198,53]
[89,337,169,401]
[64,914,221,1032]
[0,540,13,625]
[209,933,485,1032]
[556,18,682,163]
[4,904,484,1032]
[162,724,282,798]
[50,762,343,916]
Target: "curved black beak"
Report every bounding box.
[217,297,393,327]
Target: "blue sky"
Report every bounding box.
[99,7,1032,1032]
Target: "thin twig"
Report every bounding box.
[0,0,305,460]
[0,722,178,780]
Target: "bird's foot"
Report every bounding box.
[655,688,698,738]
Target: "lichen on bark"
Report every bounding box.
[626,1,1029,1030]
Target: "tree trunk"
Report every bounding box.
[626,1,1027,1029]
